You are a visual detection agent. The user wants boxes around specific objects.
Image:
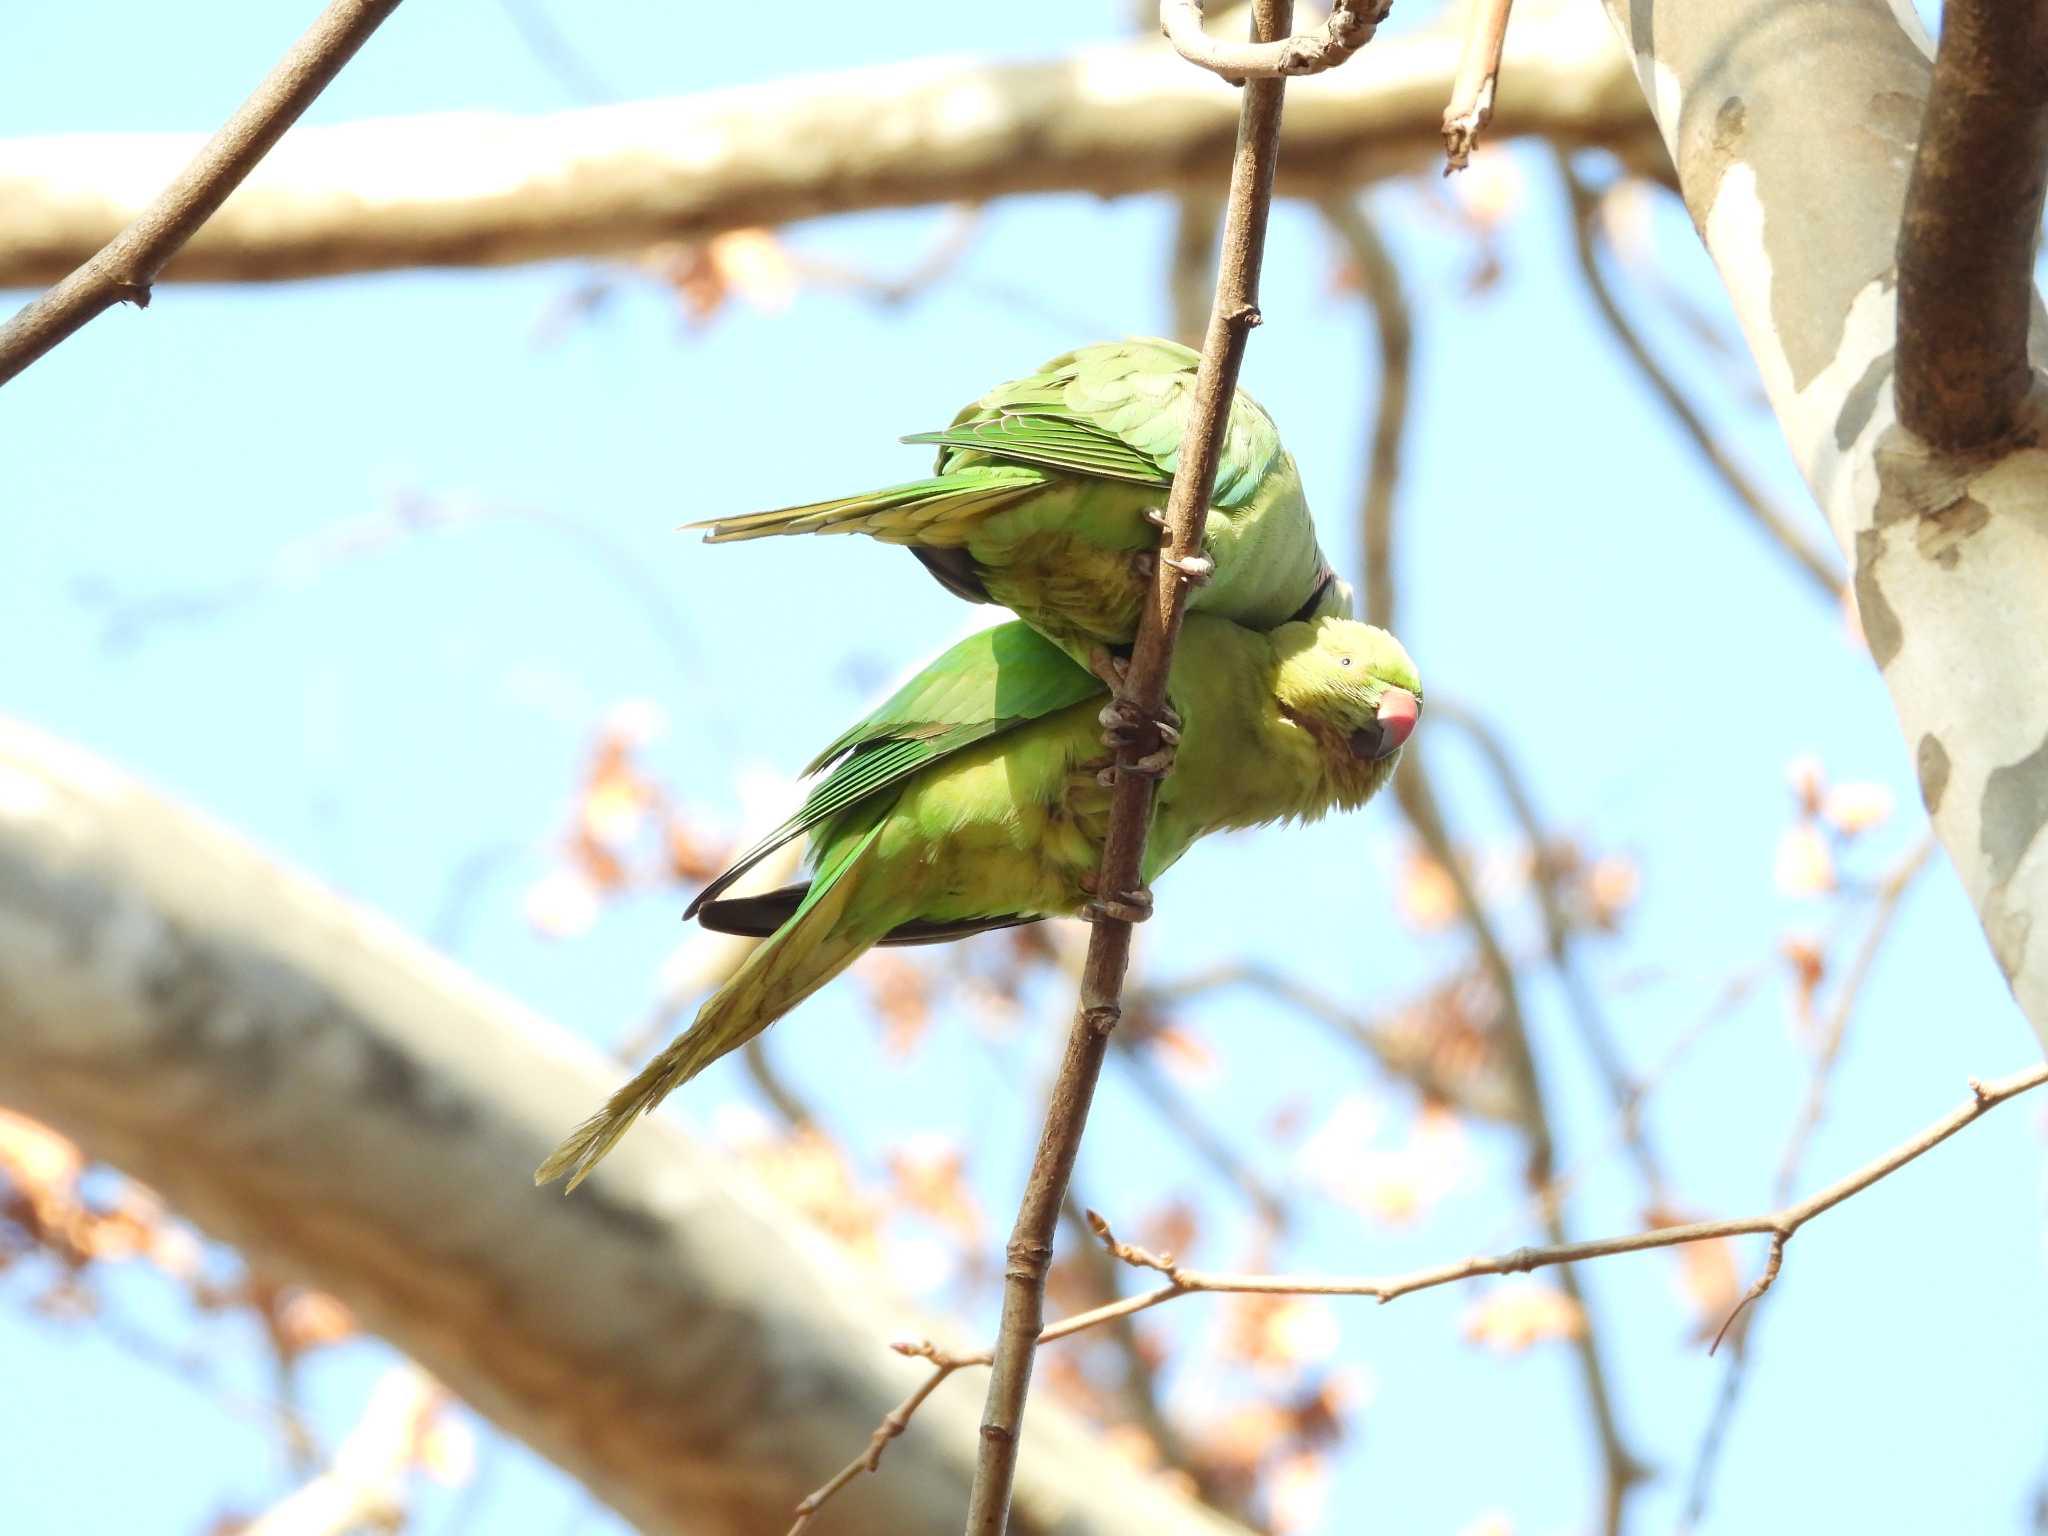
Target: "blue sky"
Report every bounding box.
[3,3,2042,1534]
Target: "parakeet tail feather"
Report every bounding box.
[685,466,1044,546]
[536,823,889,1191]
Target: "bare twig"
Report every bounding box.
[1168,195,1225,347]
[1161,0,1393,82]
[966,6,1326,1529]
[793,1064,2048,1531]
[1442,0,1516,171]
[1432,697,1672,1205]
[1393,758,1646,1532]
[1895,0,2048,450]
[741,1039,820,1132]
[1772,834,1938,1201]
[1110,1027,1293,1227]
[0,0,404,387]
[1131,959,1526,1122]
[1682,832,1936,1527]
[1090,1061,2045,1308]
[1334,153,1639,1515]
[1057,1191,1219,1506]
[787,1343,971,1535]
[494,0,615,105]
[1321,197,1411,639]
[1555,153,1844,602]
[1336,206,1640,1473]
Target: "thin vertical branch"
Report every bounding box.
[1393,761,1647,1533]
[1681,833,1936,1528]
[964,4,1309,1530]
[0,0,406,386]
[1168,196,1225,348]
[1321,197,1411,638]
[1553,152,1843,601]
[1431,697,1672,1206]
[1339,137,1641,1533]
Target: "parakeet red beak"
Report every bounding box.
[1360,687,1419,760]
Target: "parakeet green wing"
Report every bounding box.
[684,338,1336,660]
[899,335,1277,508]
[684,621,1102,939]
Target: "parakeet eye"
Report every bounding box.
[1339,656,1353,667]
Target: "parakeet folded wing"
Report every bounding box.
[900,336,1279,509]
[683,621,1102,938]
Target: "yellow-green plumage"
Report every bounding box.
[683,338,1352,666]
[536,614,1421,1189]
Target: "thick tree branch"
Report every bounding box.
[0,719,1250,1536]
[1554,153,1843,602]
[0,11,1656,289]
[968,3,1336,1528]
[0,0,403,387]
[1895,0,2048,451]
[1595,0,2048,1051]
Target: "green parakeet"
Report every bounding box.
[537,613,1422,1189]
[683,338,1351,673]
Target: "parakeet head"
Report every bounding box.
[1273,618,1423,801]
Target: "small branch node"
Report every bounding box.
[1968,1076,1990,1105]
[1090,1213,1183,1279]
[1082,1003,1122,1035]
[1709,1233,1787,1356]
[1003,1238,1055,1285]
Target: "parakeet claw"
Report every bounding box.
[1161,550,1214,585]
[1144,506,1169,530]
[1096,698,1181,782]
[1080,874,1154,924]
[1087,647,1131,692]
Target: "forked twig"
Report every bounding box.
[793,1064,2046,1530]
[1161,0,1393,82]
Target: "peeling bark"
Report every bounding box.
[0,719,1249,1536]
[0,9,1655,287]
[1597,0,2048,1047]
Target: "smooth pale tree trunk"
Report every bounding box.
[1597,0,2048,1051]
[0,718,1249,1536]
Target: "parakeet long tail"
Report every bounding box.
[686,465,1045,545]
[535,823,888,1190]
